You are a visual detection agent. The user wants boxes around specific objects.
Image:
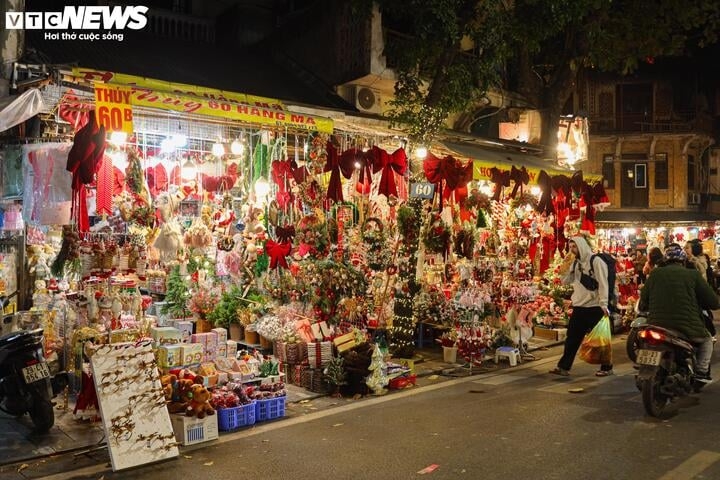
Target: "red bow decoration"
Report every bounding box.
[535,170,554,215]
[423,152,473,207]
[372,146,407,198]
[488,167,511,201]
[271,159,297,208]
[509,166,530,199]
[266,240,292,269]
[326,146,375,201]
[66,110,105,233]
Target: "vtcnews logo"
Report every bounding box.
[5,6,148,41]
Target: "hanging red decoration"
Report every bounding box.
[423,152,473,207]
[488,167,511,201]
[271,159,297,209]
[508,165,530,199]
[372,146,407,198]
[66,110,106,233]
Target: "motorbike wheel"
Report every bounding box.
[626,328,639,363]
[29,394,55,432]
[641,374,670,418]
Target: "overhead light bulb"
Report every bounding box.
[160,137,176,154]
[181,159,197,181]
[530,186,541,197]
[212,142,225,157]
[254,177,271,199]
[230,139,244,155]
[109,131,127,147]
[415,146,428,159]
[172,134,187,148]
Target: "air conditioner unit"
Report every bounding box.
[688,192,702,205]
[354,86,383,114]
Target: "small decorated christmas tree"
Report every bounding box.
[323,356,347,397]
[365,344,388,395]
[162,265,190,318]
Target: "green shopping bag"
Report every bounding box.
[579,316,612,364]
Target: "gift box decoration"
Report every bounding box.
[180,343,203,366]
[286,343,300,364]
[211,327,228,344]
[275,342,287,363]
[293,364,306,385]
[295,319,315,343]
[307,341,333,368]
[157,345,182,368]
[151,326,182,345]
[226,340,238,358]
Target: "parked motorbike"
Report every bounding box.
[0,293,67,432]
[634,323,707,418]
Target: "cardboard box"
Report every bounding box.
[226,340,238,358]
[332,332,355,347]
[211,328,228,344]
[533,327,566,341]
[151,326,182,345]
[171,414,218,446]
[180,343,203,365]
[157,345,182,368]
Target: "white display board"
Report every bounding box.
[90,341,179,471]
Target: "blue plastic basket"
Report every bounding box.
[217,401,257,431]
[255,396,287,422]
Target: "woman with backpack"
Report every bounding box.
[549,236,614,377]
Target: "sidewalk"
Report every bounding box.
[0,337,565,471]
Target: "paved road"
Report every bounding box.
[6,339,720,480]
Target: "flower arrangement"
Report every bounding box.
[188,287,220,320]
[437,329,459,347]
[412,287,446,325]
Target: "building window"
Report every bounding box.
[688,154,696,189]
[635,164,647,188]
[654,153,668,189]
[602,154,615,188]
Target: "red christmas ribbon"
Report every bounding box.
[266,240,292,269]
[423,152,473,207]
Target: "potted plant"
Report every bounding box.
[207,286,242,331]
[437,330,459,363]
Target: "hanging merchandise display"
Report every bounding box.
[1,64,635,459]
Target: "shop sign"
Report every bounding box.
[472,160,602,184]
[75,67,334,133]
[409,182,435,199]
[94,85,133,133]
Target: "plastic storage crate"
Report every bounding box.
[217,402,257,431]
[255,396,287,422]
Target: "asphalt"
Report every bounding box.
[0,335,565,473]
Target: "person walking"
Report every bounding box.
[550,235,614,377]
[638,243,719,382]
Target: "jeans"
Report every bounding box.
[691,336,713,375]
[557,306,613,372]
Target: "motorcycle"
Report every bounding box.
[0,293,67,432]
[628,310,714,363]
[635,323,707,418]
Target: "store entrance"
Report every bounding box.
[620,162,649,208]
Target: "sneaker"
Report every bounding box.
[595,370,614,377]
[695,373,713,384]
[549,367,570,376]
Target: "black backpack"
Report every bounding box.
[589,253,619,313]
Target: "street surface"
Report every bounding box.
[5,338,720,480]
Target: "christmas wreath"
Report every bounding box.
[422,213,451,254]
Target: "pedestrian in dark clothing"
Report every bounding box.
[550,236,614,377]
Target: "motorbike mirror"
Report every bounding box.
[0,290,18,309]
